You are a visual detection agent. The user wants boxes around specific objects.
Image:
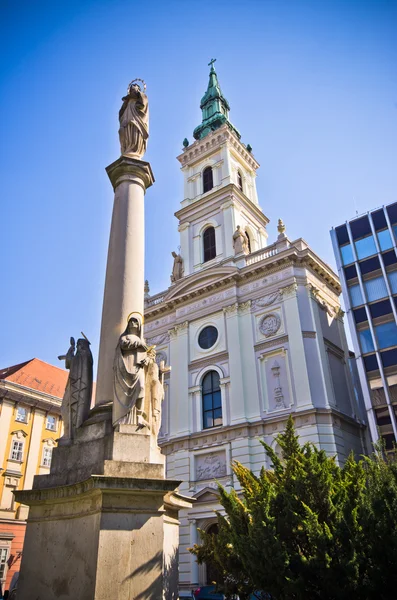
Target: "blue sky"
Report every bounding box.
[0,0,396,369]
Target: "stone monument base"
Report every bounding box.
[15,406,192,600]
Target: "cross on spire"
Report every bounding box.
[208,58,217,70]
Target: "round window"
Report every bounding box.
[198,325,218,350]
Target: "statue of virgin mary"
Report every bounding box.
[118,81,149,159]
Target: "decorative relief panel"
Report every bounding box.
[147,332,170,346]
[195,451,227,481]
[145,315,174,333]
[252,291,282,310]
[260,351,292,413]
[259,313,281,338]
[176,288,235,318]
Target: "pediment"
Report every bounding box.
[194,486,220,504]
[164,266,238,302]
[11,429,28,439]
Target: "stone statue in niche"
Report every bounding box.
[233,225,249,255]
[271,360,285,409]
[118,79,149,158]
[170,251,183,283]
[196,452,227,481]
[259,312,281,337]
[58,334,93,439]
[113,314,149,426]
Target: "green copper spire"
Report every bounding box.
[193,59,241,141]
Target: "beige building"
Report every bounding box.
[0,358,66,592]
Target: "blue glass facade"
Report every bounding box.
[331,203,397,448]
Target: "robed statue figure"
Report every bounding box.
[118,81,149,159]
[58,336,93,440]
[113,315,149,426]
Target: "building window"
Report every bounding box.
[377,229,393,252]
[359,328,375,354]
[388,271,397,294]
[375,322,397,351]
[203,226,216,262]
[16,406,28,423]
[237,171,243,192]
[0,547,9,581]
[198,326,218,350]
[10,440,24,462]
[355,235,377,260]
[46,415,57,431]
[349,283,364,307]
[203,167,213,193]
[202,371,222,429]
[364,276,388,302]
[42,447,53,468]
[340,243,354,265]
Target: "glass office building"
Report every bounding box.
[331,203,397,449]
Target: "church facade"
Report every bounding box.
[144,63,368,591]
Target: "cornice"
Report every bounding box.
[176,124,260,171]
[189,351,229,372]
[255,335,289,353]
[145,247,341,322]
[175,183,269,226]
[0,381,62,414]
[159,407,365,454]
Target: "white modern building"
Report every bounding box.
[144,63,368,592]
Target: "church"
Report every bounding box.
[144,62,368,592]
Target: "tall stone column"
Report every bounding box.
[14,84,193,600]
[95,157,154,406]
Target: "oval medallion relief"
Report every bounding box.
[259,313,281,338]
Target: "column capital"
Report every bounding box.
[106,156,155,191]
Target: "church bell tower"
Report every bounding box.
[175,60,269,277]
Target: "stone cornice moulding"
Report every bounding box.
[255,335,289,353]
[159,407,364,454]
[145,251,341,321]
[178,221,190,232]
[175,183,269,226]
[0,380,63,408]
[189,351,229,373]
[177,124,260,171]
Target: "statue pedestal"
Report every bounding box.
[15,408,193,599]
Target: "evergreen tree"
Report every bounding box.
[190,416,397,599]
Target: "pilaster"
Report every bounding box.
[280,283,312,409]
[223,303,246,423]
[168,322,190,437]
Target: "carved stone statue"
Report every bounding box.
[170,251,183,283]
[118,81,149,158]
[58,335,93,439]
[233,225,249,255]
[113,314,149,426]
[144,356,168,439]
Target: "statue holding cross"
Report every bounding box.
[208,58,217,69]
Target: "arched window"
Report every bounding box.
[245,230,251,254]
[203,226,216,262]
[202,371,222,429]
[203,167,213,193]
[206,523,220,584]
[237,170,243,192]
